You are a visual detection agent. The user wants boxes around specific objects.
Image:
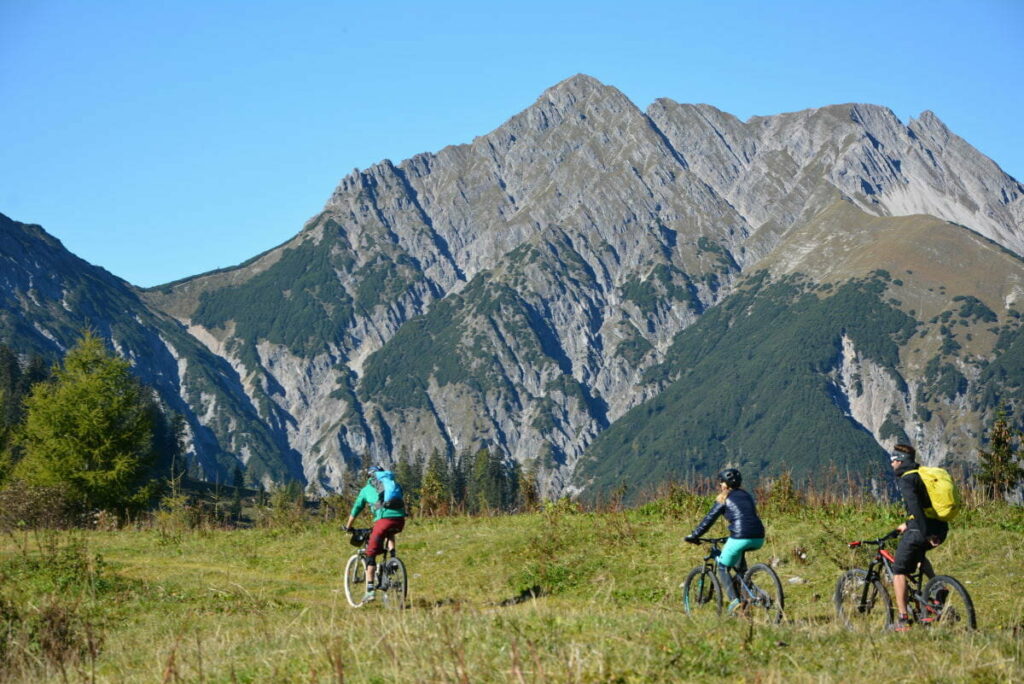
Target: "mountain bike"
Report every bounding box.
[834,530,975,632]
[343,527,408,609]
[681,536,784,624]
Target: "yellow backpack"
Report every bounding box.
[903,466,961,522]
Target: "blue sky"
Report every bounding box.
[2,0,1022,287]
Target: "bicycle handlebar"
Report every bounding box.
[846,529,900,548]
[693,536,730,545]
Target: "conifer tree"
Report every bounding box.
[517,458,541,511]
[0,346,51,480]
[419,449,451,517]
[14,332,159,514]
[469,447,515,512]
[0,345,21,427]
[469,447,494,513]
[978,409,1024,498]
[0,388,10,484]
[394,448,423,509]
[229,465,244,521]
[451,450,469,509]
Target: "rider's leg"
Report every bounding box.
[892,530,927,621]
[717,564,738,600]
[363,519,392,599]
[365,557,377,589]
[718,538,764,603]
[892,572,910,617]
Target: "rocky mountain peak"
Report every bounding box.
[8,77,1024,498]
[539,73,616,102]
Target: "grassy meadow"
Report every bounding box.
[1,491,1022,683]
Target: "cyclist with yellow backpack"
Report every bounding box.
[889,443,960,631]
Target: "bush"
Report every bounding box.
[0,594,100,680]
[0,481,83,533]
[0,531,107,679]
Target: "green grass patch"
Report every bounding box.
[1,500,1022,682]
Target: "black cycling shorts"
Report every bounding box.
[892,528,944,575]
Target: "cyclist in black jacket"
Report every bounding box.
[685,468,766,612]
[890,443,948,631]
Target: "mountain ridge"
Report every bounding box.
[3,74,1023,495]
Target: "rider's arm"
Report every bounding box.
[349,487,370,520]
[688,501,726,540]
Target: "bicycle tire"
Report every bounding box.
[682,566,723,615]
[834,568,892,631]
[743,563,785,624]
[381,557,408,610]
[921,574,976,631]
[343,553,368,607]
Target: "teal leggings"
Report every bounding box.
[719,537,764,570]
[718,537,764,600]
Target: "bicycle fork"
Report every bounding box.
[849,563,881,616]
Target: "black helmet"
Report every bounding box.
[348,528,370,547]
[719,468,742,489]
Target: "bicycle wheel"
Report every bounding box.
[380,556,408,610]
[343,553,368,607]
[921,575,976,631]
[834,568,892,631]
[682,566,723,615]
[743,563,784,624]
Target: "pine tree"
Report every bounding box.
[451,450,469,510]
[491,448,514,511]
[0,388,10,484]
[229,465,244,521]
[14,332,159,514]
[394,448,423,510]
[977,409,1024,498]
[18,354,49,397]
[469,447,492,513]
[0,345,21,428]
[469,447,513,513]
[419,449,451,517]
[0,346,51,479]
[517,458,541,511]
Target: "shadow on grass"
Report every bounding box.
[497,585,543,607]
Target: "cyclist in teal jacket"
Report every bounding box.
[345,466,406,602]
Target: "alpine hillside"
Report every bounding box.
[3,74,1023,496]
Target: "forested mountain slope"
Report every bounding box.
[3,75,1022,494]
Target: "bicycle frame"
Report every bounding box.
[847,532,926,610]
[695,537,754,601]
[344,527,407,608]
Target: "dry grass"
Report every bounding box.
[1,497,1022,682]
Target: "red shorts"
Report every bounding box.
[366,517,405,558]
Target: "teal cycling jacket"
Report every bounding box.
[349,470,405,520]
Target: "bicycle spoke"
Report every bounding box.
[682,566,722,615]
[381,557,408,610]
[920,575,976,632]
[343,554,369,608]
[834,568,891,632]
[743,563,784,624]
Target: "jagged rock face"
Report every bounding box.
[0,214,295,484]
[648,100,1024,256]
[5,74,1024,494]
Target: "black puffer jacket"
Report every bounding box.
[689,488,765,540]
[895,462,949,539]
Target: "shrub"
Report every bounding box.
[0,481,82,533]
